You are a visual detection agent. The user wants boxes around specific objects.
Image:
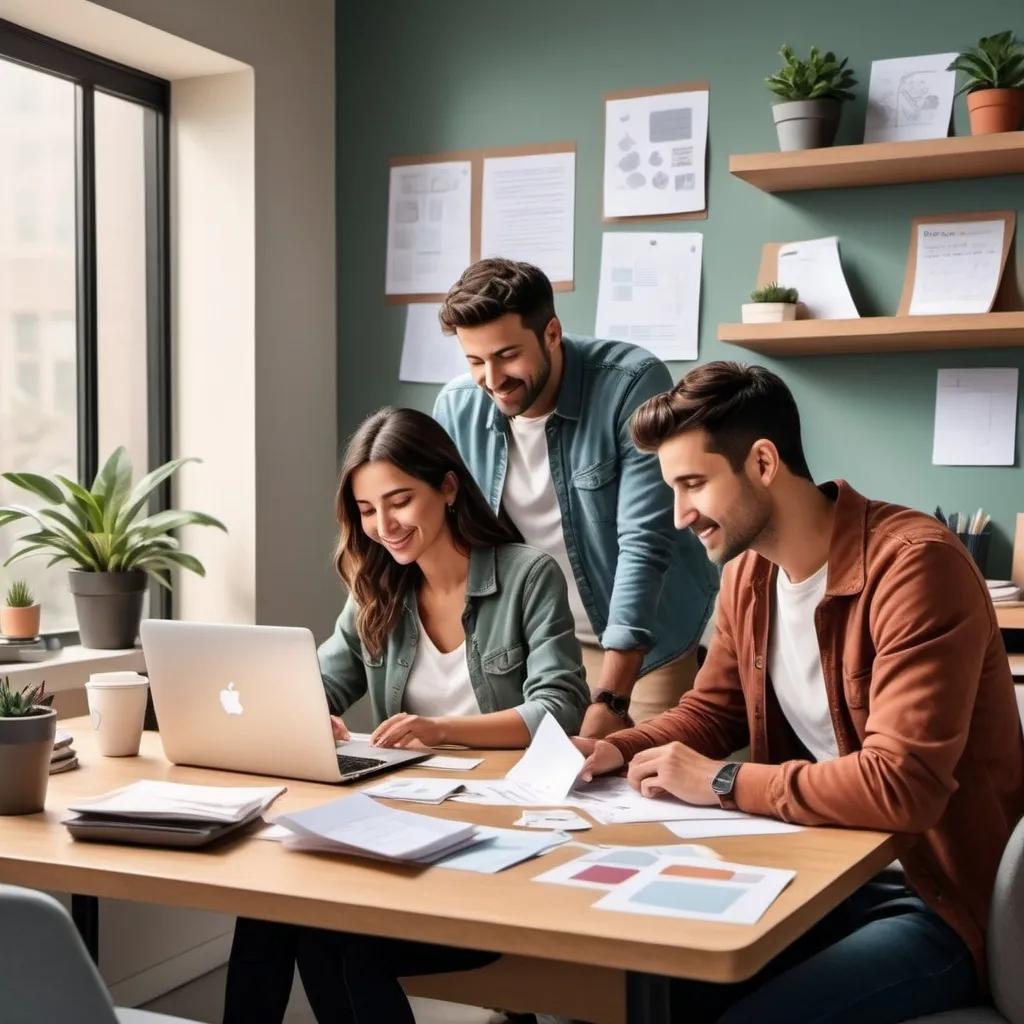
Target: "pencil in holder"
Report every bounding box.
[956,526,991,576]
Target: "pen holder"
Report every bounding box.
[956,527,991,576]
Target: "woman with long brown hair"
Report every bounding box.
[222,406,588,1024]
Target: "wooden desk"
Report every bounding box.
[0,719,896,1023]
[996,603,1024,631]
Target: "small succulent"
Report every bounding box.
[767,45,857,103]
[0,677,54,717]
[948,31,1024,94]
[751,282,799,304]
[4,579,34,608]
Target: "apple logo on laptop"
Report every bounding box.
[219,682,243,716]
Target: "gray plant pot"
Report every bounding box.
[772,99,842,151]
[69,569,147,650]
[0,708,56,815]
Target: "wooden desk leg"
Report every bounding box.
[72,894,100,963]
[626,971,673,1024]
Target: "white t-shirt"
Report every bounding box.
[502,413,597,645]
[402,613,480,718]
[767,561,839,763]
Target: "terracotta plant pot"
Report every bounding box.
[967,89,1024,135]
[0,604,41,639]
[742,302,798,324]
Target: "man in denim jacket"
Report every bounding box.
[434,258,718,738]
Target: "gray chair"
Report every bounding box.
[910,811,1024,1023]
[0,884,199,1024]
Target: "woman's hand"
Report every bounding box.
[330,716,350,742]
[371,712,444,749]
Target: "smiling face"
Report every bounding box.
[455,313,557,417]
[350,459,456,566]
[657,428,774,566]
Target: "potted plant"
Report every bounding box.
[0,447,226,650]
[1,579,40,639]
[0,677,56,815]
[742,282,800,324]
[948,31,1024,135]
[767,45,857,151]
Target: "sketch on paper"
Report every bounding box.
[864,54,957,143]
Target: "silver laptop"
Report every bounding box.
[140,620,429,784]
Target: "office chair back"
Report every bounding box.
[989,812,1024,1024]
[0,884,120,1024]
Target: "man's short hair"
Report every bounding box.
[438,258,556,344]
[630,361,813,481]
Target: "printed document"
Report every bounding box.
[864,53,957,144]
[776,237,859,319]
[385,160,472,296]
[604,88,708,218]
[481,150,575,284]
[595,232,703,360]
[398,303,467,384]
[932,368,1018,466]
[908,220,1005,315]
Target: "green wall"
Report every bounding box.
[336,0,1024,575]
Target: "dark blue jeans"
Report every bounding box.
[637,879,982,1024]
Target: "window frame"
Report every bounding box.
[0,18,172,633]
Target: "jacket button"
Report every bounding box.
[398,658,408,667]
[754,656,764,670]
[409,637,417,646]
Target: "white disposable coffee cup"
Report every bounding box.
[85,671,149,757]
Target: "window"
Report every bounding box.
[0,20,170,633]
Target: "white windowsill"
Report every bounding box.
[0,645,146,692]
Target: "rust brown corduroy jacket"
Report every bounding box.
[607,481,1024,988]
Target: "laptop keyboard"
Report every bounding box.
[337,753,386,775]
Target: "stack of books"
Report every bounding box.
[62,780,285,848]
[987,580,1021,604]
[50,729,79,774]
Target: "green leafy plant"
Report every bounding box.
[0,677,53,718]
[767,45,857,102]
[751,282,799,304]
[0,446,226,590]
[4,579,34,608]
[947,31,1024,94]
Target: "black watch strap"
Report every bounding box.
[593,689,630,717]
[711,762,742,809]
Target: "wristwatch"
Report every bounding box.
[711,762,742,810]
[593,689,631,718]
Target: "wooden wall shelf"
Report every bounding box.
[718,312,1024,357]
[729,133,1024,193]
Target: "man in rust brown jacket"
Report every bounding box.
[578,360,1024,1024]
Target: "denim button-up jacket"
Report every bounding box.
[434,335,719,675]
[318,543,590,736]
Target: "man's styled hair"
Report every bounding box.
[438,258,556,345]
[630,361,813,481]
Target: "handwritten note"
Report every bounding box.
[909,220,1005,316]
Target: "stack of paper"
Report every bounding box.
[988,580,1021,604]
[67,780,285,824]
[50,728,79,775]
[276,793,480,863]
[362,778,466,805]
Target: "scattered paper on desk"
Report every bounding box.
[515,809,592,831]
[776,237,859,320]
[595,232,702,360]
[505,712,584,802]
[908,219,1005,315]
[385,160,472,297]
[255,824,291,841]
[421,755,484,771]
[67,780,285,824]
[603,88,708,218]
[481,150,575,284]
[932,368,1018,466]
[398,304,467,384]
[363,777,465,805]
[276,792,476,863]
[594,855,795,925]
[535,844,720,891]
[433,826,570,873]
[569,776,753,826]
[864,53,957,144]
[665,818,804,840]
